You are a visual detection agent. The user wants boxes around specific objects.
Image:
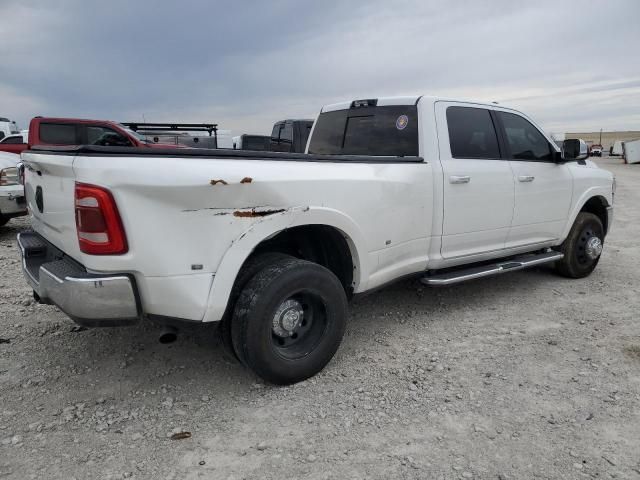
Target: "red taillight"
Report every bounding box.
[75,183,128,255]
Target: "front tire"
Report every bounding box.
[555,212,604,278]
[231,257,348,385]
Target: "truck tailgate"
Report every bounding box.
[21,151,82,261]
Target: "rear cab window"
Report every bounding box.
[39,123,78,144]
[308,102,419,156]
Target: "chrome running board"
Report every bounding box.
[422,250,564,286]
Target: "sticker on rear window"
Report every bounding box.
[396,115,408,130]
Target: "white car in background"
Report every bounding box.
[0,151,27,226]
[0,117,20,141]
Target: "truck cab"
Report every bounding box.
[270,119,314,153]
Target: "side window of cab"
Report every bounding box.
[86,126,132,147]
[498,112,553,161]
[446,106,501,159]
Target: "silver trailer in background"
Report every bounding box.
[232,134,270,151]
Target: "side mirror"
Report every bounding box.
[562,138,589,162]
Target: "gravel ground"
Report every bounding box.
[1,156,639,480]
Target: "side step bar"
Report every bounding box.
[421,250,564,286]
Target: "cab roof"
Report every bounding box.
[320,95,510,113]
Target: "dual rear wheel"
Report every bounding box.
[223,255,348,385]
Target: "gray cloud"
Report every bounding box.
[1,0,639,135]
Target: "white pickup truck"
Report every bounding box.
[17,96,614,384]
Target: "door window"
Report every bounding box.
[446,106,501,159]
[270,122,294,152]
[1,135,25,144]
[86,126,132,146]
[498,112,552,161]
[280,123,293,145]
[270,124,281,141]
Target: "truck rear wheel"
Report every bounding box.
[231,256,348,385]
[0,216,8,227]
[555,212,604,278]
[218,252,292,363]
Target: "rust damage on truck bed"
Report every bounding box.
[182,205,290,217]
[233,208,285,218]
[210,177,253,186]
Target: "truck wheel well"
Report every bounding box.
[249,225,355,296]
[580,196,609,234]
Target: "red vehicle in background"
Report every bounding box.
[0,117,181,155]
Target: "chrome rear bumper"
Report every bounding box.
[17,231,141,327]
[0,184,27,217]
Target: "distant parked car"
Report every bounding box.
[590,144,603,157]
[0,151,26,226]
[0,117,20,141]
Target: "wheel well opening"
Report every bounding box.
[251,225,355,295]
[580,196,609,234]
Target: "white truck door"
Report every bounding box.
[495,111,573,247]
[435,102,515,259]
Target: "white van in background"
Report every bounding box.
[611,140,624,156]
[0,117,20,141]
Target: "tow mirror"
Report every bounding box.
[561,138,589,162]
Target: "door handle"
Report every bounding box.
[518,175,535,182]
[449,175,471,184]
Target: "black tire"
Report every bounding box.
[0,216,8,227]
[218,252,292,363]
[231,257,348,385]
[555,212,604,278]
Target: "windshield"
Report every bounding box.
[308,105,419,156]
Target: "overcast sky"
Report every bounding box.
[1,0,639,135]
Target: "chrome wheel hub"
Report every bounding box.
[272,299,304,337]
[585,236,603,260]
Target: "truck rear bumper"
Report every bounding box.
[17,231,141,327]
[0,185,27,217]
